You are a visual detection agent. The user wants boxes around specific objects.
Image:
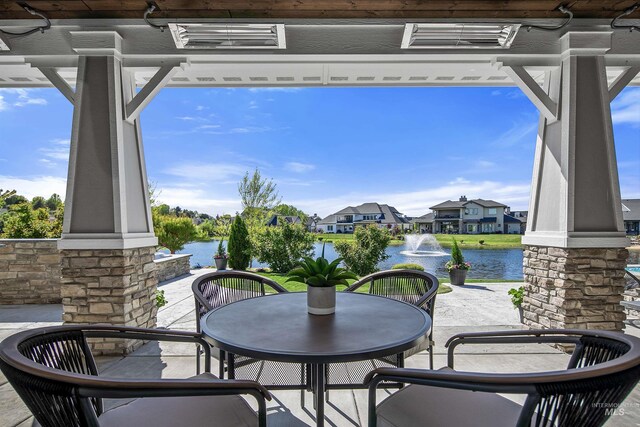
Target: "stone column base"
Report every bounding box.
[61,246,158,355]
[522,246,628,332]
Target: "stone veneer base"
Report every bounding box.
[522,245,628,333]
[61,246,158,355]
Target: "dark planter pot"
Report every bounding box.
[517,306,524,323]
[214,257,227,270]
[449,268,468,286]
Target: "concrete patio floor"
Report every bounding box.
[1,269,638,426]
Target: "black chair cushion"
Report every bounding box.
[376,384,526,427]
[97,373,258,427]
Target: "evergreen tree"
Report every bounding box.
[450,238,465,264]
[228,215,251,270]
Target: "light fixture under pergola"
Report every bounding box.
[401,23,520,49]
[168,23,286,49]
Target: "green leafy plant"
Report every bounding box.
[334,225,390,276]
[508,286,524,308]
[254,222,315,273]
[286,256,358,288]
[214,239,227,259]
[391,263,425,271]
[445,238,471,272]
[479,239,485,245]
[228,215,251,270]
[155,289,168,308]
[153,215,197,254]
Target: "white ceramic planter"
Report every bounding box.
[307,286,336,315]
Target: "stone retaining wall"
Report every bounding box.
[154,253,191,282]
[0,239,61,304]
[522,245,628,332]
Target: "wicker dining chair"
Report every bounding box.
[193,270,306,389]
[366,329,640,427]
[346,269,439,368]
[0,325,271,427]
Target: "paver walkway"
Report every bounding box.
[1,269,638,426]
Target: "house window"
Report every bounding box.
[472,208,478,215]
[328,225,334,231]
[465,209,469,214]
[488,208,497,215]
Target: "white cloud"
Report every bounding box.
[248,100,259,109]
[195,105,208,111]
[475,160,496,169]
[0,88,48,111]
[156,186,242,216]
[164,162,249,181]
[38,138,70,163]
[0,175,66,199]
[284,162,315,173]
[491,90,502,96]
[492,120,538,147]
[612,88,640,127]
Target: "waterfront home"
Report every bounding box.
[265,215,302,227]
[418,196,522,234]
[317,203,411,233]
[623,199,640,235]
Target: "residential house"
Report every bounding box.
[426,196,521,234]
[265,215,302,227]
[509,210,528,234]
[623,199,640,235]
[317,203,411,233]
[411,212,435,234]
[306,213,321,232]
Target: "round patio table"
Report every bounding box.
[201,292,431,427]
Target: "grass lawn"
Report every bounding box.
[315,233,521,249]
[253,271,453,294]
[433,234,522,249]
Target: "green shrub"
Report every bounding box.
[228,216,251,270]
[508,286,525,308]
[391,263,424,271]
[154,215,197,254]
[255,222,315,273]
[155,289,168,308]
[2,203,54,238]
[445,238,471,271]
[334,226,390,276]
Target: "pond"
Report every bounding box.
[169,239,526,280]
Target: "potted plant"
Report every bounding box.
[508,286,525,323]
[287,255,357,315]
[214,240,228,270]
[445,238,471,285]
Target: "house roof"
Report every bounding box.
[266,215,301,226]
[320,203,410,225]
[430,198,507,210]
[411,212,435,224]
[430,200,466,209]
[503,214,522,223]
[622,199,640,221]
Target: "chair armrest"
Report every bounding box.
[445,329,582,369]
[80,325,212,372]
[364,367,535,394]
[79,377,272,401]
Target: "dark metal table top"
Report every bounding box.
[201,292,431,364]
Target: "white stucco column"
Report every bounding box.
[514,32,630,333]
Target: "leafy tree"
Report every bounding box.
[156,204,171,216]
[49,206,64,238]
[0,188,16,201]
[228,215,251,270]
[31,196,47,210]
[4,194,28,206]
[238,169,281,211]
[334,225,390,276]
[255,222,315,273]
[2,203,51,238]
[45,193,63,211]
[153,214,197,254]
[273,204,308,222]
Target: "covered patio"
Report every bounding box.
[1,1,640,426]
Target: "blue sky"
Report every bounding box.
[0,85,638,217]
